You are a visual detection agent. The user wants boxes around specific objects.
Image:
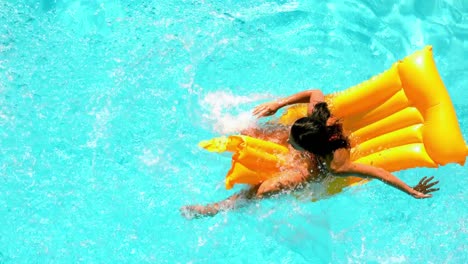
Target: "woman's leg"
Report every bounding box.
[180,186,259,219]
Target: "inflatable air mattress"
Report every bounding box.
[199,46,468,195]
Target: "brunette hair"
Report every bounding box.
[290,102,350,156]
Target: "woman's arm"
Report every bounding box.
[330,149,439,199]
[253,89,325,118]
[307,90,326,115]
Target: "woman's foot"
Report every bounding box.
[180,205,219,219]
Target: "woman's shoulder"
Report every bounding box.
[328,148,351,172]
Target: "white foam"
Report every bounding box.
[200,90,274,134]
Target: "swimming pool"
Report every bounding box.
[1,0,467,263]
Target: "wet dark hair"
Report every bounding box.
[290,102,350,156]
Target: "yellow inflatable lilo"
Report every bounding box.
[199,46,468,196]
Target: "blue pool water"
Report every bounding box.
[1,0,467,263]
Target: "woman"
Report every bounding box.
[181,90,439,219]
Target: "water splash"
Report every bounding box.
[200,90,273,134]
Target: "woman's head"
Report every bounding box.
[289,102,349,156]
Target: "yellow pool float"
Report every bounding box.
[199,46,468,195]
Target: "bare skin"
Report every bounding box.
[181,138,315,219]
[253,89,325,117]
[181,90,440,219]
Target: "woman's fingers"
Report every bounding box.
[252,105,263,116]
[418,176,427,185]
[417,192,432,199]
[413,192,430,199]
[253,105,272,118]
[425,180,439,189]
[253,104,269,116]
[423,176,434,185]
[253,109,265,117]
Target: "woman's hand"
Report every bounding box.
[411,176,440,199]
[253,101,280,118]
